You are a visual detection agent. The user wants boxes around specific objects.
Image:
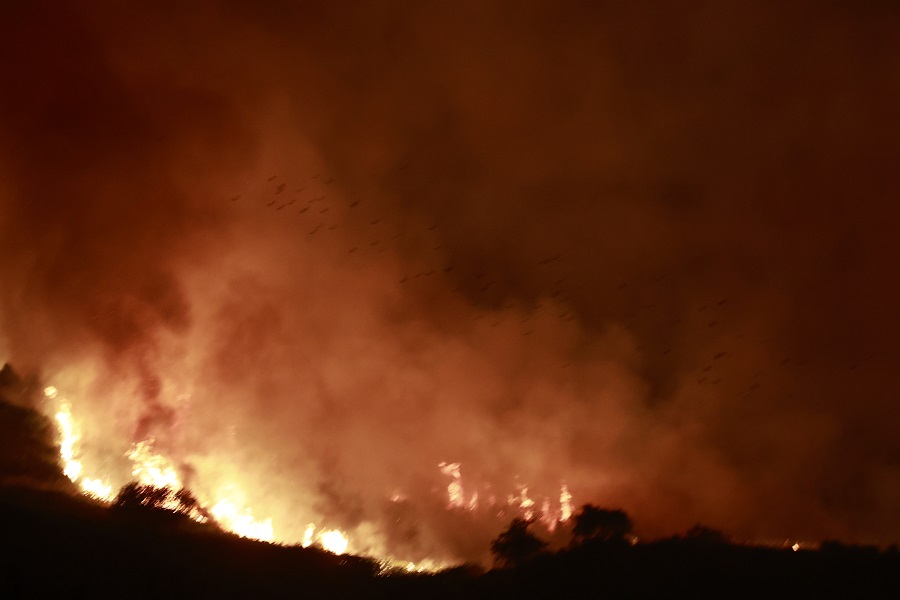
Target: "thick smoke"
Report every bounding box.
[1,1,898,563]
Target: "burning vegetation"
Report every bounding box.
[1,5,899,595]
[41,376,581,566]
[1,362,899,597]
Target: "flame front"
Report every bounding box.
[438,461,575,529]
[45,384,358,549]
[302,523,350,555]
[48,386,113,501]
[210,497,274,541]
[127,440,181,489]
[319,529,350,555]
[47,383,580,566]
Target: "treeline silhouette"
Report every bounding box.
[1,363,898,598]
[484,505,900,598]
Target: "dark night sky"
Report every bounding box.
[1,1,898,562]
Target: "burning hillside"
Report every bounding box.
[2,0,899,568]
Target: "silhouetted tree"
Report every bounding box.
[490,518,548,568]
[174,487,200,515]
[571,504,633,545]
[113,481,200,518]
[682,524,729,545]
[0,365,74,491]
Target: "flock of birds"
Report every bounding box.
[226,171,583,329]
[225,169,813,401]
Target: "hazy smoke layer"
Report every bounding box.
[1,1,898,562]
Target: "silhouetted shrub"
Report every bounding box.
[571,504,633,545]
[682,524,729,545]
[820,540,880,555]
[112,481,201,519]
[490,518,548,568]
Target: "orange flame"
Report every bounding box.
[47,386,113,501]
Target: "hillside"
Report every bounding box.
[0,365,898,598]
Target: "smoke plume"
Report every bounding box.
[1,1,898,563]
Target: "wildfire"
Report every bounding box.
[127,439,181,489]
[54,393,327,544]
[438,461,467,508]
[45,384,584,567]
[320,529,350,555]
[302,523,351,555]
[513,483,536,521]
[559,483,573,521]
[377,557,448,575]
[210,497,274,541]
[47,386,113,500]
[46,385,273,536]
[438,461,575,529]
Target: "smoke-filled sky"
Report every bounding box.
[1,1,898,562]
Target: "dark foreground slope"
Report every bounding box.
[2,484,899,600]
[0,485,382,598]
